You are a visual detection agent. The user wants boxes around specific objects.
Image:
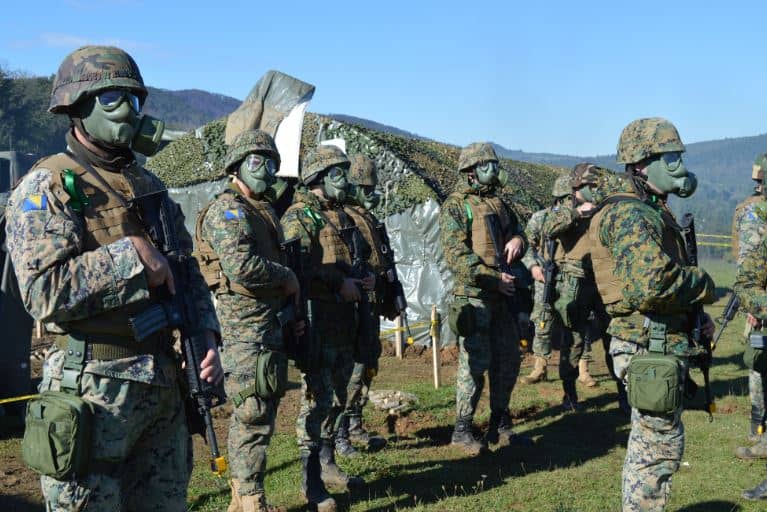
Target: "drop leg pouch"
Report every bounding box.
[626,353,684,414]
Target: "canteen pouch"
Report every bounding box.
[448,298,476,337]
[21,391,94,479]
[626,353,684,414]
[255,349,288,399]
[744,332,767,372]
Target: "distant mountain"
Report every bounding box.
[143,87,240,131]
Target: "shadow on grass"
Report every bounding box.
[676,500,742,512]
[0,494,42,512]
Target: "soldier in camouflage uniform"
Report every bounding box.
[733,163,767,499]
[280,145,366,511]
[195,130,296,512]
[580,118,715,511]
[439,142,532,454]
[335,153,388,457]
[6,46,223,511]
[732,155,767,462]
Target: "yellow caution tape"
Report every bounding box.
[698,242,732,248]
[379,320,431,337]
[0,394,38,405]
[698,234,733,239]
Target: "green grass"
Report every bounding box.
[5,259,764,511]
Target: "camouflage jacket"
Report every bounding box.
[439,186,527,298]
[280,187,351,301]
[734,199,767,320]
[596,195,714,349]
[5,152,219,385]
[733,194,767,263]
[521,204,576,271]
[200,189,294,347]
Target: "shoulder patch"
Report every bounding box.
[22,194,48,212]
[224,208,244,221]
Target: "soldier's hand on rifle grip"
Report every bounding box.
[361,272,376,291]
[748,313,760,329]
[340,278,362,302]
[504,236,524,264]
[198,330,224,385]
[498,272,516,296]
[281,272,300,297]
[531,265,545,283]
[128,235,176,294]
[701,313,715,340]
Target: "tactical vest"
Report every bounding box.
[194,190,284,298]
[343,205,386,273]
[553,217,590,277]
[732,195,763,259]
[38,153,157,337]
[588,193,687,307]
[463,193,512,267]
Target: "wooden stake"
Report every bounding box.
[35,320,43,339]
[431,305,441,389]
[395,315,403,359]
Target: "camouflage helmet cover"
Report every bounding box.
[457,142,499,172]
[224,129,281,174]
[551,174,572,198]
[349,153,377,186]
[616,117,685,164]
[301,144,349,185]
[571,162,599,188]
[753,153,767,181]
[49,45,148,114]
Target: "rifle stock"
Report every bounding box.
[279,237,316,372]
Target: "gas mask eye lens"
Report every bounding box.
[96,89,142,113]
[244,154,278,177]
[660,152,683,171]
[244,154,264,170]
[327,167,346,180]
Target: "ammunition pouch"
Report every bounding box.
[744,332,767,373]
[626,352,684,414]
[553,266,585,329]
[449,297,476,337]
[230,349,288,406]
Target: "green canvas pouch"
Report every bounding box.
[21,390,94,479]
[744,333,767,372]
[255,349,288,399]
[626,353,683,414]
[448,298,476,337]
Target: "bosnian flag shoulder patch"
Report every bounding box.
[224,208,244,220]
[22,194,48,212]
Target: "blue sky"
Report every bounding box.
[1,1,765,155]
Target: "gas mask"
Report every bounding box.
[79,89,165,156]
[576,186,595,204]
[264,177,289,205]
[239,153,278,196]
[475,161,508,187]
[644,152,697,198]
[350,184,381,210]
[323,166,348,203]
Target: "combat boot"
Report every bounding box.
[335,417,360,458]
[735,440,767,460]
[743,479,767,501]
[577,358,599,387]
[521,356,548,384]
[348,414,387,450]
[562,380,583,412]
[450,417,487,455]
[241,492,286,512]
[228,479,243,512]
[748,417,766,443]
[301,450,337,512]
[486,410,534,447]
[320,439,364,489]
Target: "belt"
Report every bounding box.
[55,330,171,361]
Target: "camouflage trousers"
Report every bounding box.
[296,301,356,453]
[530,281,553,358]
[344,315,382,421]
[455,296,521,419]
[610,337,687,512]
[224,370,280,496]
[749,370,767,431]
[38,349,192,511]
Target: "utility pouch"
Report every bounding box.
[255,349,288,400]
[448,299,476,337]
[553,273,582,329]
[626,353,684,414]
[21,391,94,479]
[744,332,767,372]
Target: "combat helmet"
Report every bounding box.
[301,144,349,185]
[571,162,599,188]
[616,117,685,165]
[551,175,572,198]
[753,154,767,182]
[224,130,280,174]
[349,154,377,186]
[457,143,498,172]
[49,45,147,114]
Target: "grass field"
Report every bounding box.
[1,258,762,511]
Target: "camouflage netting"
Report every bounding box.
[146,112,562,216]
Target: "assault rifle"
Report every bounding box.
[375,222,414,344]
[339,225,377,375]
[279,237,316,372]
[540,237,558,327]
[486,214,520,317]
[127,191,227,475]
[713,293,740,349]
[680,213,715,419]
